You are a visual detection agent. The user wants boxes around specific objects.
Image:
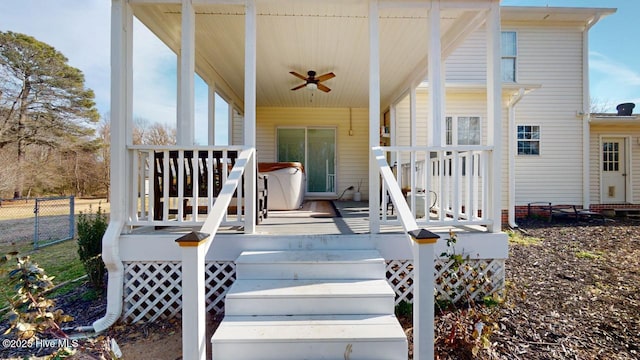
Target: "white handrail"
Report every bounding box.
[201,147,255,253]
[177,147,255,360]
[373,147,418,233]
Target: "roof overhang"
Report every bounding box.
[129,2,612,111]
[501,6,616,27]
[590,114,640,126]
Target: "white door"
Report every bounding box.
[601,137,627,203]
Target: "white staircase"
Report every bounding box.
[211,249,408,360]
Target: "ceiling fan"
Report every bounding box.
[290,70,335,93]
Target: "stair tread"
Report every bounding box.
[212,314,406,342]
[236,250,383,264]
[227,279,395,298]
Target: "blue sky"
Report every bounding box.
[0,0,638,144]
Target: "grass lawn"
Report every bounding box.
[0,239,86,311]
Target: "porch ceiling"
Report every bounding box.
[131,2,476,109]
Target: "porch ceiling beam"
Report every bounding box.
[441,10,488,60]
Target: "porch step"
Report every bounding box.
[225,279,395,316]
[212,248,407,359]
[235,249,385,280]
[211,314,407,360]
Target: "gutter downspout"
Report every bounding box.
[508,88,525,228]
[80,0,130,334]
[582,14,601,211]
[91,221,125,332]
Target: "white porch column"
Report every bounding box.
[94,0,133,334]
[486,0,502,232]
[208,84,216,145]
[178,0,196,145]
[410,229,439,360]
[228,102,234,145]
[428,0,443,148]
[368,0,381,234]
[176,232,208,360]
[244,0,257,232]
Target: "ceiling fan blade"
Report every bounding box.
[291,83,307,91]
[316,72,336,82]
[317,83,331,93]
[289,71,308,81]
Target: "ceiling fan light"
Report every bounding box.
[306,83,318,91]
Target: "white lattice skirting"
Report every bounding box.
[386,259,506,305]
[123,261,236,323]
[122,259,505,322]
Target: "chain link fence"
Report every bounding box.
[34,196,75,249]
[0,196,75,249]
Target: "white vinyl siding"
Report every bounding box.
[232,109,243,145]
[445,23,586,206]
[256,107,369,199]
[512,25,585,205]
[446,27,486,82]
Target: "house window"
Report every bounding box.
[446,116,481,176]
[517,125,540,155]
[502,31,517,82]
[602,142,619,172]
[446,116,481,145]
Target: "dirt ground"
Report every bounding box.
[1,216,638,359]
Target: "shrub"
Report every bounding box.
[77,206,107,290]
[4,256,73,340]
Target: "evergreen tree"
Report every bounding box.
[0,31,99,198]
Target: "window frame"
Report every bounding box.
[445,115,482,146]
[516,125,541,156]
[501,31,517,83]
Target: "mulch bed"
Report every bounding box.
[2,217,638,359]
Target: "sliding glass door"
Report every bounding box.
[277,127,336,195]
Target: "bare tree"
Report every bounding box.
[591,97,613,114]
[144,122,177,145]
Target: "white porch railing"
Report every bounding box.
[128,145,249,228]
[379,145,493,228]
[373,146,438,360]
[175,147,256,360]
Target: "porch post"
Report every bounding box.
[368,0,381,234]
[176,232,209,360]
[208,84,216,145]
[410,229,440,360]
[93,0,132,333]
[428,0,443,148]
[228,101,234,145]
[178,0,196,145]
[486,0,502,232]
[244,0,257,232]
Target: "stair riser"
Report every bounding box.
[212,340,407,360]
[225,296,395,316]
[236,263,385,280]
